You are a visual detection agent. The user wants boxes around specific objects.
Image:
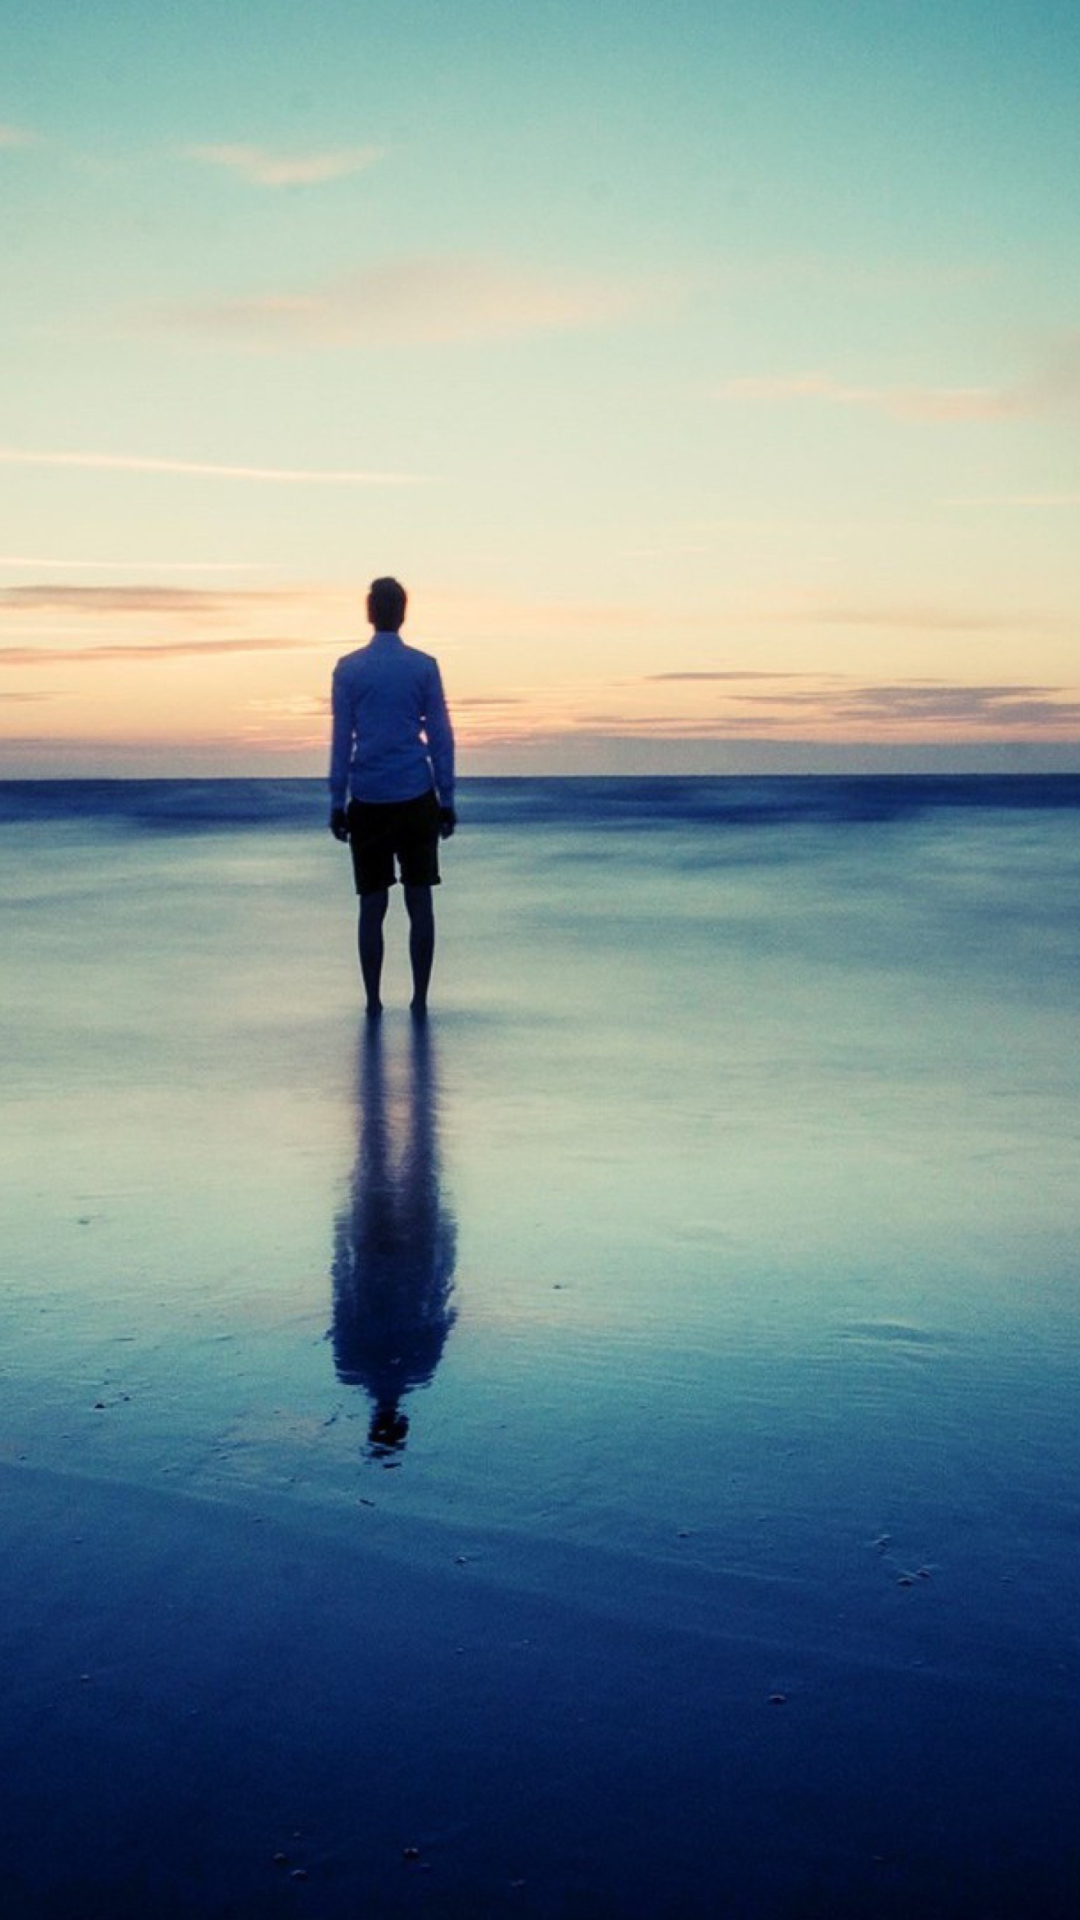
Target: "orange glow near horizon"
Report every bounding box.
[3,573,1078,773]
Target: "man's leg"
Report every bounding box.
[358,889,389,1015]
[404,884,435,1014]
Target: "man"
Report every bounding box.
[329,577,456,1017]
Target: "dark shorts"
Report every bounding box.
[347,790,441,896]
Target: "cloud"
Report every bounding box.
[185,143,382,187]
[646,670,801,682]
[711,256,998,299]
[574,675,1080,743]
[945,493,1080,509]
[244,694,327,718]
[718,680,1080,732]
[0,447,425,485]
[0,555,274,572]
[723,590,1058,634]
[153,254,659,349]
[0,636,322,664]
[1024,331,1080,413]
[455,695,526,707]
[886,388,1019,424]
[828,683,1080,729]
[716,372,1019,423]
[0,584,295,615]
[771,598,1045,633]
[0,124,39,149]
[716,334,1080,426]
[574,713,744,734]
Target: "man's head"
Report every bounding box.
[367,576,407,632]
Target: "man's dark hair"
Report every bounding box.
[368,577,407,631]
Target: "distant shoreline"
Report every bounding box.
[3,765,1080,786]
[4,771,1080,834]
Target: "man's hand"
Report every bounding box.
[439,806,457,840]
[329,807,350,842]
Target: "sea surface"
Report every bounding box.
[3,775,1080,1916]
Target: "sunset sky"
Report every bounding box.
[3,0,1079,775]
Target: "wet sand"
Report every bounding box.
[3,778,1080,1915]
[7,1461,1080,1919]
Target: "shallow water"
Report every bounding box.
[4,776,1080,1913]
[5,778,1080,1579]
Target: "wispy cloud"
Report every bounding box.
[945,493,1080,509]
[0,447,426,485]
[716,333,1080,426]
[0,124,39,149]
[0,636,322,664]
[185,143,382,187]
[646,670,801,682]
[456,695,527,707]
[0,585,298,615]
[244,694,327,717]
[770,598,1047,633]
[152,254,661,349]
[716,372,1019,423]
[726,591,1058,634]
[1024,332,1080,414]
[745,682,1080,733]
[0,555,274,572]
[600,674,1080,740]
[711,255,998,299]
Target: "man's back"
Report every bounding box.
[330,630,454,809]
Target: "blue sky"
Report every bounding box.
[3,0,1079,773]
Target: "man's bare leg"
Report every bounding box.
[358,889,389,1015]
[404,884,435,1014]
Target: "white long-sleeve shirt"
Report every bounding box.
[329,631,455,811]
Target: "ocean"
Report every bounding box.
[3,774,1080,1916]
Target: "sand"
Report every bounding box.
[3,776,1080,1915]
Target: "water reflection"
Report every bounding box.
[331,1020,457,1461]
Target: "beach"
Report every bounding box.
[3,775,1080,1916]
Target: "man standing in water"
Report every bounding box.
[329,577,456,1017]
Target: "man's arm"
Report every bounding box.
[328,664,354,833]
[423,660,455,819]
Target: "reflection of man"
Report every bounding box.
[328,577,456,1018]
[331,1020,457,1460]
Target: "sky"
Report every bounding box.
[2,0,1079,776]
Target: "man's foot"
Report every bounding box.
[365,999,383,1019]
[409,997,428,1022]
